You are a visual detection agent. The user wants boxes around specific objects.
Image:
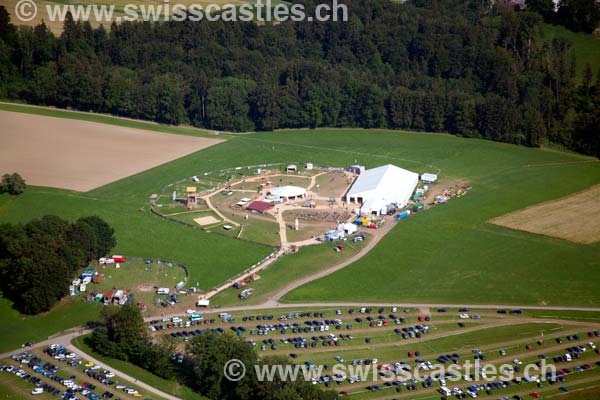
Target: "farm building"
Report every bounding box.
[268,185,307,200]
[246,201,274,213]
[345,164,419,215]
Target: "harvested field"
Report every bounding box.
[490,184,600,244]
[0,111,223,191]
[193,215,220,226]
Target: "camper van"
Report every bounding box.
[157,288,170,295]
[439,387,451,396]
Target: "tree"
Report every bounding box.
[526,0,555,21]
[1,173,26,195]
[556,0,600,33]
[77,216,116,258]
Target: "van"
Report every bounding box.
[172,317,182,323]
[439,387,451,396]
[157,288,170,295]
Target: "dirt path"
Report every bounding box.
[265,217,396,304]
[201,191,240,227]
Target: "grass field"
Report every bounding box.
[209,239,368,307]
[1,102,600,350]
[85,260,187,308]
[542,24,600,83]
[0,296,102,353]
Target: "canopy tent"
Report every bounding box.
[345,164,419,215]
[338,223,357,234]
[268,185,307,199]
[246,201,273,213]
[421,173,438,183]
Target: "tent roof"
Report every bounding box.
[347,164,418,197]
[269,185,307,198]
[246,201,273,213]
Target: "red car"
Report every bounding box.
[530,392,541,398]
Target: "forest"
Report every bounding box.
[0,0,598,156]
[0,215,116,314]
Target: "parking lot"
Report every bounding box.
[0,345,161,400]
[145,306,600,399]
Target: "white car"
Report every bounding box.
[186,309,197,315]
[459,314,470,319]
[31,388,44,395]
[588,342,596,349]
[513,359,523,365]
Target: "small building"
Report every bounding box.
[306,163,314,170]
[186,186,199,210]
[286,164,297,173]
[347,165,366,175]
[112,255,125,263]
[246,201,274,213]
[421,173,438,184]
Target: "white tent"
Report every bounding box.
[345,164,419,215]
[421,173,438,183]
[338,223,357,235]
[269,186,307,199]
[197,299,210,307]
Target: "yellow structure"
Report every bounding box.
[186,186,198,210]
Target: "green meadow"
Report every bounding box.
[1,103,600,352]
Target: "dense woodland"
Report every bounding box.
[0,215,116,314]
[0,0,599,156]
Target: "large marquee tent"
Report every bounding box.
[345,164,419,215]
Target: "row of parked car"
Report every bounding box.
[1,363,63,396]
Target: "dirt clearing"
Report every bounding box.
[0,110,223,191]
[490,185,600,244]
[194,215,220,226]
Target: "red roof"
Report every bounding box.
[246,201,273,213]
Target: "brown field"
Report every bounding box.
[0,110,223,191]
[490,185,600,244]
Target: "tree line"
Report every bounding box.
[0,215,116,314]
[0,0,598,156]
[527,0,600,33]
[87,304,337,400]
